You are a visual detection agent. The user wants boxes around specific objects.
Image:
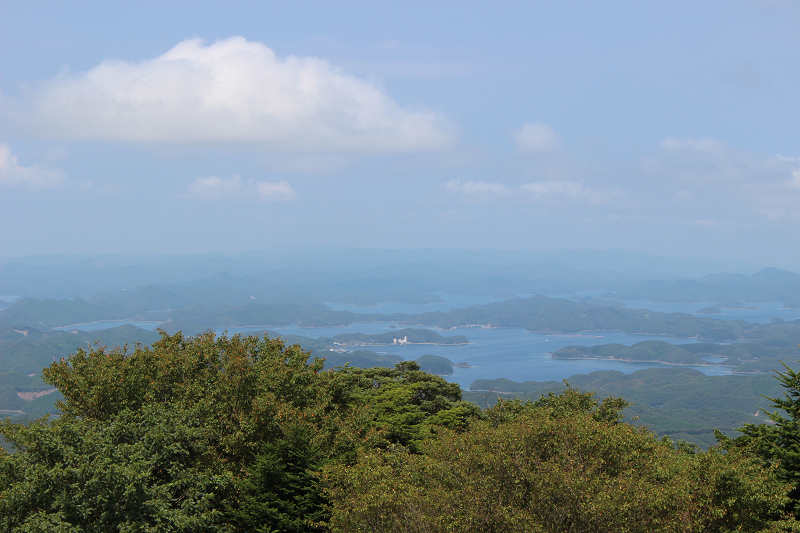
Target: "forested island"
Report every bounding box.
[551,339,800,374]
[553,341,708,365]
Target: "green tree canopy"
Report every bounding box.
[1,330,797,531]
[0,331,371,531]
[324,396,797,532]
[0,331,484,531]
[719,358,800,519]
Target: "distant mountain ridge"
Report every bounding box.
[0,248,770,302]
[603,267,800,305]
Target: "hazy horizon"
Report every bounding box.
[0,245,793,280]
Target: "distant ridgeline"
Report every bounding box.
[599,267,800,306]
[6,257,800,307]
[6,293,800,342]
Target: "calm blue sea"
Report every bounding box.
[57,293,800,388]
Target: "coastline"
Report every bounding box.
[550,354,733,368]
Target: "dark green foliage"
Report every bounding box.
[325,388,797,532]
[0,331,374,531]
[0,331,486,530]
[339,361,482,452]
[481,384,629,427]
[232,437,327,533]
[532,384,630,424]
[720,357,800,518]
[0,407,237,532]
[4,327,800,531]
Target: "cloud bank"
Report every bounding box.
[446,178,610,204]
[513,122,561,153]
[188,175,296,202]
[634,136,800,223]
[0,144,66,189]
[5,37,455,153]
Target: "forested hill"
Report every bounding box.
[604,267,800,305]
[402,295,760,340]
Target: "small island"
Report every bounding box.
[552,341,707,365]
[330,328,469,347]
[416,354,456,375]
[697,301,761,314]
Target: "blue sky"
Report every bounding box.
[1,1,799,265]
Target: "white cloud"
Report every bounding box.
[643,136,800,221]
[679,218,732,227]
[256,180,296,201]
[6,37,455,153]
[445,179,510,197]
[659,137,728,156]
[446,178,612,205]
[513,122,561,153]
[644,137,792,183]
[188,175,295,202]
[520,180,611,204]
[0,143,66,189]
[188,175,244,200]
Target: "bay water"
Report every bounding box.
[57,293,800,389]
